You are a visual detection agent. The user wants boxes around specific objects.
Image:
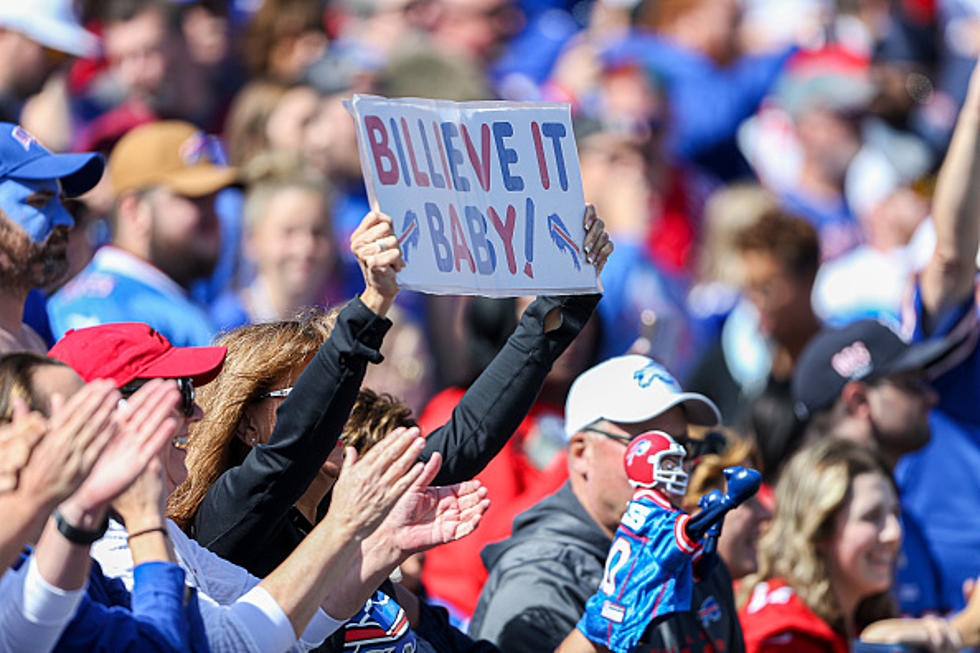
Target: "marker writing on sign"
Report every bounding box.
[418,199,540,279]
[364,116,570,192]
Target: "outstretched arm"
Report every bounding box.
[921,59,980,323]
[421,205,611,485]
[685,467,761,542]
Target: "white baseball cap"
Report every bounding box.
[564,355,721,440]
[0,0,99,58]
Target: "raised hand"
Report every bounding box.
[18,379,120,508]
[583,204,613,274]
[369,452,490,557]
[722,466,761,508]
[0,400,46,493]
[698,489,725,538]
[111,449,168,534]
[63,379,180,514]
[351,211,405,316]
[329,426,427,541]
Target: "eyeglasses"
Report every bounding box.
[582,426,728,462]
[121,377,195,418]
[261,387,292,399]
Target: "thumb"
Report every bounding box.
[341,445,358,473]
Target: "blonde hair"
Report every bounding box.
[695,184,778,286]
[223,80,289,166]
[741,438,896,631]
[241,152,331,232]
[168,307,340,529]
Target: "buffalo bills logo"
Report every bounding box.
[398,210,420,263]
[10,126,35,151]
[625,438,652,467]
[547,213,581,270]
[178,132,227,166]
[831,341,873,379]
[698,596,721,627]
[633,361,679,390]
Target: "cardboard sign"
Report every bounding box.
[346,95,599,296]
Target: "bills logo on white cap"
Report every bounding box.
[11,126,35,151]
[633,361,679,390]
[831,341,873,379]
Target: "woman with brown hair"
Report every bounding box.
[738,438,901,652]
[170,206,612,576]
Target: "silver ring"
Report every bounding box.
[375,238,387,252]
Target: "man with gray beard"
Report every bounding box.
[0,123,102,353]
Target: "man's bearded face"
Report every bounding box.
[0,214,70,291]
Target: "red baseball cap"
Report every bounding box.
[48,322,227,388]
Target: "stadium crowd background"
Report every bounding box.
[2,0,980,651]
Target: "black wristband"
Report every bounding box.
[53,508,109,545]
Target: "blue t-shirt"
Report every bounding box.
[577,489,700,653]
[895,286,980,611]
[48,247,217,347]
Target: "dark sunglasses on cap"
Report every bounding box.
[120,377,195,418]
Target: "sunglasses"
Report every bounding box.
[120,377,196,418]
[260,387,292,400]
[582,427,727,462]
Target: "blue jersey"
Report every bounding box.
[895,286,980,611]
[578,489,700,653]
[48,246,217,347]
[343,590,418,652]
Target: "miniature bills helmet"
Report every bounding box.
[624,431,689,496]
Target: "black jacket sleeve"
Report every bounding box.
[191,297,390,569]
[422,293,600,485]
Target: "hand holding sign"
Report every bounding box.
[352,211,405,317]
[347,95,603,297]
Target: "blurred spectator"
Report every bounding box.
[685,184,779,382]
[813,186,930,326]
[223,80,289,167]
[764,48,874,260]
[97,0,215,128]
[792,319,954,615]
[212,154,340,329]
[688,209,820,477]
[734,211,821,461]
[597,0,792,181]
[48,121,237,346]
[0,0,97,124]
[0,124,104,354]
[243,0,328,83]
[576,126,697,371]
[894,57,980,612]
[429,0,524,66]
[739,438,901,650]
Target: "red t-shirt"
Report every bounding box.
[739,579,849,653]
[417,387,568,617]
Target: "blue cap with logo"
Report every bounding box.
[0,123,104,197]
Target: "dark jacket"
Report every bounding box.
[470,482,746,653]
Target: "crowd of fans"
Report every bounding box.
[2,0,980,651]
